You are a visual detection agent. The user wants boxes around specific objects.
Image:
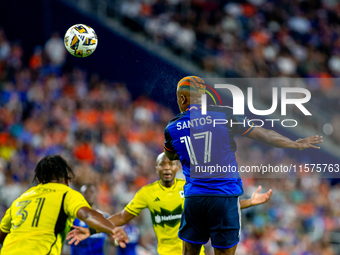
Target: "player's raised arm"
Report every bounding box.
[67,207,129,247]
[108,209,136,226]
[67,208,136,245]
[76,207,116,235]
[240,186,272,209]
[246,126,323,150]
[67,187,148,246]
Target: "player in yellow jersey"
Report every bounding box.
[67,152,272,255]
[0,155,129,255]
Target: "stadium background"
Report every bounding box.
[0,0,340,254]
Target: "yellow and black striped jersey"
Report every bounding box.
[125,178,205,255]
[0,182,90,255]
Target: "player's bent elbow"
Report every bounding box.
[164,149,179,161]
[76,207,92,222]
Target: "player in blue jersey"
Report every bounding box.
[70,184,109,255]
[164,76,323,255]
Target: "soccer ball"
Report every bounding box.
[64,24,98,57]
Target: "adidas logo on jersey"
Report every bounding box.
[154,197,160,202]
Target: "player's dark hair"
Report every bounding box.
[33,155,75,184]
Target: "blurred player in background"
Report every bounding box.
[164,76,323,255]
[70,184,110,255]
[0,155,129,255]
[66,152,272,255]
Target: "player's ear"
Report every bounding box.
[181,95,186,105]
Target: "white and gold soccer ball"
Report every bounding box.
[64,24,98,57]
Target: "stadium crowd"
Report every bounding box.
[0,25,339,255]
[118,0,340,146]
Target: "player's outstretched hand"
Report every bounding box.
[66,225,90,245]
[112,227,129,248]
[296,135,323,150]
[250,186,272,206]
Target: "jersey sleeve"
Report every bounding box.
[64,189,91,218]
[125,188,148,217]
[72,218,82,227]
[164,126,175,152]
[231,115,255,136]
[0,206,12,233]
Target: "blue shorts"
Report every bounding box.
[178,196,241,249]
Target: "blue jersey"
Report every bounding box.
[70,217,106,255]
[164,104,254,197]
[117,224,140,255]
